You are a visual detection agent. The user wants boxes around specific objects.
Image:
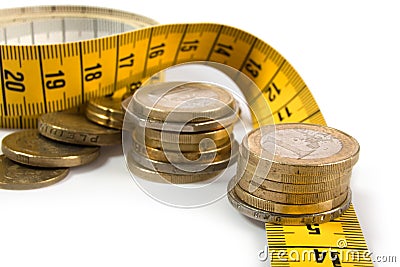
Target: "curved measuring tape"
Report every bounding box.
[0,5,372,266]
[0,5,324,128]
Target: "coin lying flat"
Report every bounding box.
[86,108,123,130]
[140,124,233,144]
[237,168,351,193]
[130,146,238,175]
[1,130,100,167]
[136,131,234,152]
[38,112,121,146]
[126,153,221,184]
[233,181,349,215]
[130,81,236,122]
[236,153,353,184]
[239,181,348,204]
[123,98,240,132]
[87,96,124,121]
[227,179,352,225]
[0,155,69,190]
[132,133,237,163]
[241,123,360,174]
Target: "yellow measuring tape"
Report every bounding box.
[0,5,372,266]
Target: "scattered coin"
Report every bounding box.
[1,130,100,167]
[38,111,121,146]
[0,155,69,190]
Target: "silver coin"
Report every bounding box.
[126,153,221,184]
[129,81,236,122]
[129,144,238,175]
[123,97,239,133]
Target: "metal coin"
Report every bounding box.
[130,81,236,122]
[233,181,349,215]
[236,153,352,184]
[238,180,348,204]
[227,179,351,225]
[126,153,221,184]
[140,124,233,144]
[87,96,124,121]
[130,145,238,175]
[135,131,234,152]
[132,132,238,163]
[0,155,69,190]
[241,123,360,174]
[38,111,121,146]
[123,97,239,132]
[1,130,100,167]
[85,107,123,130]
[236,168,351,193]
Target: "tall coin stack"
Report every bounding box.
[228,123,359,225]
[124,81,239,184]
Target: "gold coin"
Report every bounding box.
[236,154,352,184]
[126,153,220,184]
[135,131,234,152]
[85,107,123,130]
[123,95,240,132]
[86,96,124,121]
[137,124,233,144]
[38,111,121,146]
[0,155,69,190]
[233,182,349,215]
[132,132,237,163]
[131,81,236,122]
[130,145,238,175]
[1,130,100,167]
[237,168,351,193]
[237,177,348,204]
[241,123,360,174]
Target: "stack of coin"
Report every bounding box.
[85,96,124,130]
[0,96,124,190]
[228,123,359,225]
[124,81,240,184]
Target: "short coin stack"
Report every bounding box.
[124,81,239,184]
[228,123,359,225]
[85,96,125,130]
[0,96,123,190]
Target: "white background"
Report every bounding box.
[0,0,398,266]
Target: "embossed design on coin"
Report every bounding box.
[0,155,69,190]
[261,128,342,160]
[227,123,359,225]
[1,130,100,167]
[131,81,236,122]
[38,112,121,146]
